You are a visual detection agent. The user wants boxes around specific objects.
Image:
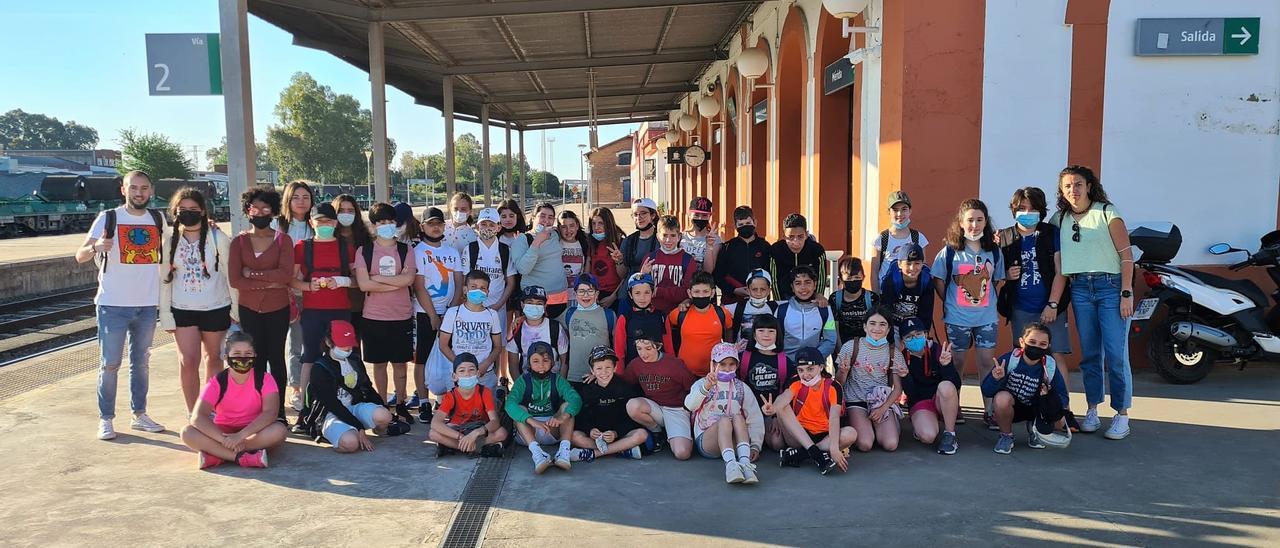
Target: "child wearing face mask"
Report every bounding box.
[612,274,675,365]
[667,272,732,377]
[897,317,962,455]
[429,352,508,458]
[443,192,477,251]
[180,331,287,469]
[647,214,699,314]
[429,270,504,395]
[301,320,400,453]
[835,308,907,452]
[680,196,722,273]
[777,266,838,362]
[774,347,855,475]
[827,257,880,346]
[505,341,583,474]
[736,314,794,451]
[353,203,419,423]
[685,342,765,485]
[505,285,570,379]
[289,202,355,424]
[563,274,616,390]
[870,191,929,293]
[724,269,779,346]
[983,322,1072,455]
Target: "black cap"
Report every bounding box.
[632,325,663,345]
[689,196,713,213]
[452,352,478,370]
[313,203,337,220]
[527,340,554,358]
[588,345,618,364]
[795,347,824,366]
[900,317,929,335]
[900,243,925,263]
[422,207,445,223]
[521,285,548,302]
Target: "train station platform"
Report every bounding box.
[1,337,1276,547]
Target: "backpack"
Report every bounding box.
[738,350,788,388]
[362,241,409,276]
[996,224,1072,320]
[563,306,616,340]
[517,372,561,413]
[1007,350,1057,387]
[302,238,351,281]
[792,377,842,417]
[468,240,511,278]
[445,385,492,419]
[732,300,779,341]
[878,228,920,263]
[213,367,266,406]
[775,301,830,349]
[99,207,165,272]
[509,317,562,360]
[672,305,730,354]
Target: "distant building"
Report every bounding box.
[629,122,670,209]
[585,134,633,205]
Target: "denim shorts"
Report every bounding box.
[946,322,999,350]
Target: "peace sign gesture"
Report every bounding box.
[938,341,953,365]
[640,256,655,276]
[761,394,776,416]
[608,243,623,263]
[706,221,720,244]
[992,357,1006,380]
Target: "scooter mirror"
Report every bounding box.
[1208,243,1233,255]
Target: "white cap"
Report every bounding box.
[477,208,500,224]
[632,197,658,212]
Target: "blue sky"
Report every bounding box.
[1,1,635,178]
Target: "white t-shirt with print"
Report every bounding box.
[680,231,722,265]
[443,222,477,253]
[459,239,513,308]
[871,230,930,281]
[441,305,503,364]
[414,242,462,315]
[89,207,166,307]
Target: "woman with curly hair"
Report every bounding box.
[230,186,294,418]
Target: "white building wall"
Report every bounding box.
[978,0,1073,228]
[1101,1,1280,265]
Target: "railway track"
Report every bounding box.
[0,287,98,365]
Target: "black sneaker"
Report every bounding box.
[436,444,457,458]
[386,420,411,436]
[480,442,505,458]
[418,402,434,424]
[815,451,838,475]
[779,447,806,468]
[395,404,415,424]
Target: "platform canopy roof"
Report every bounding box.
[249,0,759,130]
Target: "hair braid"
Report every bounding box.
[198,219,211,278]
[165,225,180,284]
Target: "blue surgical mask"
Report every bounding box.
[467,289,487,305]
[577,302,599,311]
[866,336,889,348]
[315,225,336,239]
[523,303,545,320]
[905,336,926,353]
[456,375,479,389]
[591,232,606,241]
[892,219,911,230]
[376,224,397,239]
[1016,212,1041,229]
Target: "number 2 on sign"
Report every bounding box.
[154,63,171,92]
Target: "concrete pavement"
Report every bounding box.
[1,336,1277,547]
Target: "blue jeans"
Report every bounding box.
[97,305,158,420]
[1070,273,1132,411]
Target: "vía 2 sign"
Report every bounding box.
[1135,18,1260,56]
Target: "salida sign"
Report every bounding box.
[1135,18,1260,56]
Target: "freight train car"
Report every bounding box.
[0,175,229,238]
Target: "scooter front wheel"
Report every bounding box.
[1149,318,1219,384]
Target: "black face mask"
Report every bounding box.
[691,219,709,231]
[177,210,203,227]
[500,226,517,234]
[1023,345,1048,362]
[636,221,653,232]
[249,215,273,229]
[843,279,863,293]
[531,368,552,380]
[227,357,255,373]
[691,296,713,309]
[795,293,815,303]
[736,225,756,239]
[423,234,444,243]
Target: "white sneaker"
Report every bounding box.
[594,436,609,455]
[1080,408,1101,433]
[532,451,552,474]
[1104,414,1131,440]
[290,393,304,412]
[129,413,165,433]
[554,448,572,470]
[739,462,759,484]
[97,420,116,440]
[725,461,745,484]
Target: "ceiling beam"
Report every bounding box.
[293,36,447,72]
[510,105,673,122]
[373,0,752,22]
[253,0,369,21]
[444,50,726,75]
[487,83,696,104]
[521,114,669,131]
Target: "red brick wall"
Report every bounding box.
[586,136,633,205]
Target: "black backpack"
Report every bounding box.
[672,305,731,354]
[509,317,563,361]
[213,367,266,405]
[468,240,511,278]
[99,208,165,272]
[302,238,351,281]
[732,300,778,342]
[878,228,920,263]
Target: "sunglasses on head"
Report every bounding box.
[1072,221,1081,242]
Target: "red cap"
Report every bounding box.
[329,320,357,347]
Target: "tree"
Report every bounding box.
[205,136,275,172]
[0,109,99,150]
[530,170,562,198]
[116,129,193,180]
[266,72,396,185]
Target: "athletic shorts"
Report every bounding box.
[361,318,414,363]
[909,398,939,415]
[945,322,999,350]
[322,402,383,446]
[516,415,560,446]
[641,398,692,441]
[415,312,440,366]
[172,306,232,332]
[448,421,487,436]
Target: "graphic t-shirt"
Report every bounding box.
[831,290,879,342]
[441,305,503,364]
[443,222,477,252]
[414,242,461,314]
[355,242,416,321]
[88,207,164,306]
[561,240,585,304]
[680,231,722,265]
[1016,231,1059,313]
[739,351,797,404]
[334,356,360,407]
[932,246,1005,328]
[169,230,232,311]
[725,300,776,343]
[505,318,569,369]
[576,378,642,432]
[565,306,611,381]
[588,242,623,294]
[459,239,513,308]
[871,230,930,281]
[440,387,495,426]
[294,239,356,310]
[201,372,280,428]
[618,354,696,408]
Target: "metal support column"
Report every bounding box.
[518,130,527,204]
[443,76,456,197]
[217,0,256,234]
[505,125,513,200]
[481,103,491,206]
[368,21,389,203]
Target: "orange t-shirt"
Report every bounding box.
[439,387,495,426]
[668,306,731,376]
[788,380,838,435]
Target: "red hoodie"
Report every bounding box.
[650,249,698,314]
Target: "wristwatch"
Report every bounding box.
[1120,289,1133,299]
[1046,302,1058,310]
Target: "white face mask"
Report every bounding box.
[755,342,776,351]
[800,374,822,387]
[331,347,352,360]
[964,233,983,242]
[749,297,769,307]
[453,211,469,224]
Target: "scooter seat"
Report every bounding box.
[1178,269,1270,308]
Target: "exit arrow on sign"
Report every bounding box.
[1223,17,1260,55]
[1232,26,1253,45]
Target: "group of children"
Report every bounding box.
[175,186,1083,483]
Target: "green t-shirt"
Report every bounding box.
[1051,202,1122,275]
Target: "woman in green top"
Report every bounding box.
[1050,165,1134,440]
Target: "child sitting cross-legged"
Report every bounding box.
[504,341,583,474]
[569,345,651,461]
[685,342,765,485]
[428,352,509,458]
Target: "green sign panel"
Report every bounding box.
[145,33,223,96]
[1224,17,1261,55]
[1135,18,1259,56]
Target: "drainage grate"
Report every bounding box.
[0,335,167,401]
[440,454,512,548]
